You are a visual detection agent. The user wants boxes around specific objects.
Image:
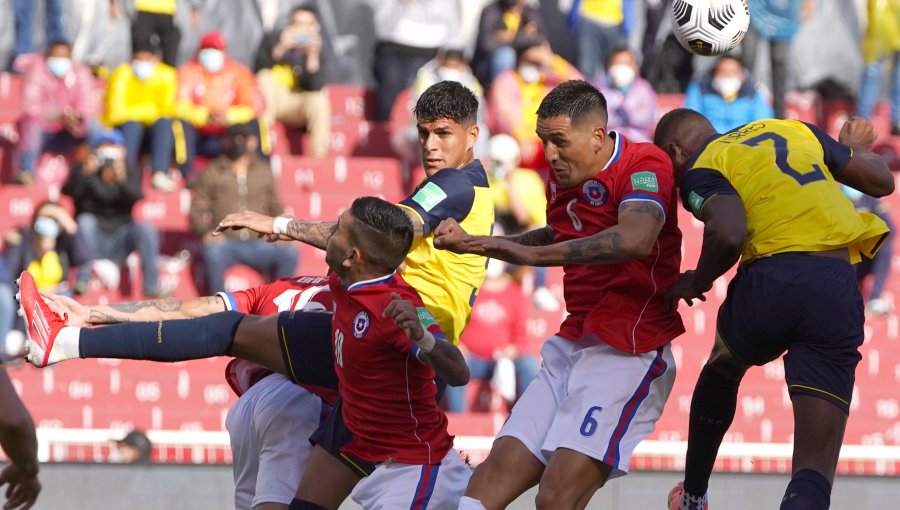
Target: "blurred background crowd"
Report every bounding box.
[0,0,897,413]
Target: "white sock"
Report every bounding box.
[56,327,82,359]
[680,490,708,510]
[458,496,487,510]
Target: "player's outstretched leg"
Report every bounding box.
[17,271,70,367]
[779,394,846,510]
[671,337,748,510]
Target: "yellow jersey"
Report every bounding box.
[398,160,494,345]
[681,119,890,264]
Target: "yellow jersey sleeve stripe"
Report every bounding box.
[397,203,425,227]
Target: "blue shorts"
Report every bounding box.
[717,253,864,414]
[275,309,339,403]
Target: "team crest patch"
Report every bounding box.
[411,182,447,212]
[581,179,607,206]
[631,171,659,192]
[352,311,370,339]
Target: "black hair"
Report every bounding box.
[132,39,159,57]
[46,39,71,53]
[290,3,319,20]
[605,45,637,68]
[348,197,413,273]
[652,108,706,148]
[413,81,479,126]
[536,80,608,126]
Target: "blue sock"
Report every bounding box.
[289,499,328,510]
[79,311,245,361]
[781,469,831,510]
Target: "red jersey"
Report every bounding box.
[220,276,335,398]
[459,279,529,360]
[329,272,453,465]
[546,133,684,353]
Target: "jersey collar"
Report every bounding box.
[601,131,622,171]
[345,272,396,291]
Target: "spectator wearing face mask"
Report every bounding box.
[595,47,657,143]
[471,0,547,89]
[176,31,267,179]
[104,42,177,191]
[488,34,582,173]
[188,124,298,294]
[3,202,86,293]
[255,5,331,159]
[62,129,162,297]
[15,40,100,186]
[683,54,774,133]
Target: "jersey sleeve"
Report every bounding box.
[217,288,257,313]
[398,168,476,234]
[614,155,676,219]
[679,168,739,219]
[802,122,852,175]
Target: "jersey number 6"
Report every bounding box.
[741,132,827,186]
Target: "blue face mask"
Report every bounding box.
[198,49,225,73]
[132,60,157,81]
[46,57,72,78]
[33,216,61,239]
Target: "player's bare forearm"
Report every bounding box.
[691,196,747,290]
[529,201,665,265]
[501,226,556,247]
[0,371,39,478]
[420,341,470,387]
[286,219,335,250]
[87,296,227,324]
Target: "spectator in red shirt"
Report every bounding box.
[444,257,539,413]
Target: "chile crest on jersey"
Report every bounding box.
[581,179,607,206]
[352,311,370,339]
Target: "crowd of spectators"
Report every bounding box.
[0,0,898,411]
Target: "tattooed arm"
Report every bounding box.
[441,201,666,266]
[499,226,556,247]
[41,293,227,326]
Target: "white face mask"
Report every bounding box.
[608,64,636,89]
[198,49,225,73]
[518,64,541,84]
[437,67,466,83]
[132,60,157,81]
[713,76,742,97]
[46,57,72,78]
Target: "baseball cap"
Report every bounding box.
[117,430,152,462]
[199,31,227,50]
[90,128,125,148]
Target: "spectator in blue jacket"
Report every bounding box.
[684,55,774,133]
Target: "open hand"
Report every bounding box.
[663,270,708,312]
[0,464,40,510]
[383,293,424,342]
[39,291,86,326]
[214,211,277,237]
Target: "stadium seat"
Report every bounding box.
[324,83,375,122]
[0,73,23,124]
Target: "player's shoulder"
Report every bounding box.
[426,159,489,189]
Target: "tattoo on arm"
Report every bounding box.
[88,296,224,324]
[561,231,626,263]
[620,200,665,223]
[286,220,335,250]
[503,226,556,247]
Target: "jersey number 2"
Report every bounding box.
[741,132,826,185]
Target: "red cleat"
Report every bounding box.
[16,271,69,367]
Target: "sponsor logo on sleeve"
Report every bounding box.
[630,171,659,193]
[581,179,607,206]
[416,307,438,329]
[688,191,705,213]
[411,182,448,212]
[352,311,370,339]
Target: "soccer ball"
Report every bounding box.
[672,0,750,56]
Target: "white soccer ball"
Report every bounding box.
[672,0,751,57]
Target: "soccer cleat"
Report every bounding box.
[16,271,69,367]
[667,481,708,510]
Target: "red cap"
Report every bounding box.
[199,31,227,50]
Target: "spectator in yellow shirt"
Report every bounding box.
[105,42,177,191]
[175,31,267,177]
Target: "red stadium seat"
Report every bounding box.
[324,84,375,122]
[0,73,23,124]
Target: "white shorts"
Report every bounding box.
[350,449,471,510]
[226,373,323,510]
[497,335,675,478]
